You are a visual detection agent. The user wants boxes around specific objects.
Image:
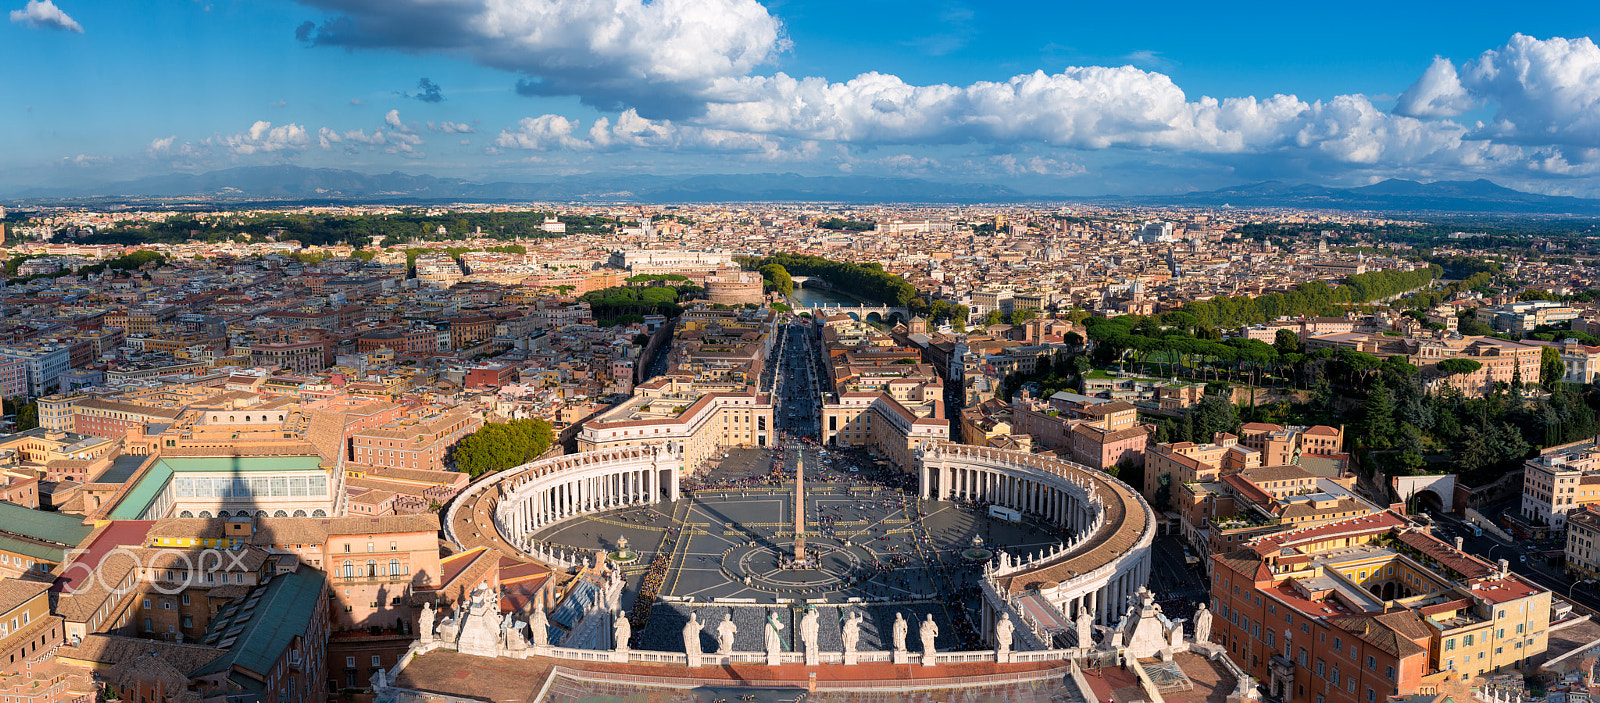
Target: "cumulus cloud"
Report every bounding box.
[313,112,425,156]
[294,0,786,117]
[9,0,81,32]
[428,120,476,133]
[384,109,409,132]
[493,115,592,151]
[1393,57,1476,118]
[493,108,810,160]
[1457,34,1600,148]
[219,121,311,155]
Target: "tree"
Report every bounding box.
[14,401,37,431]
[454,419,555,477]
[1009,308,1037,326]
[758,264,794,296]
[985,310,1004,326]
[1361,380,1397,449]
[1541,345,1566,389]
[1193,394,1239,442]
[1274,329,1301,355]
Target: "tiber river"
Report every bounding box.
[787,283,874,308]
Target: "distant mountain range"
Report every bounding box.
[1118,178,1600,215]
[8,166,1600,215]
[5,166,1024,204]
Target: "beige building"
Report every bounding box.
[577,377,775,471]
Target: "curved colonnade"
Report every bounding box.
[443,446,682,565]
[917,442,1156,645]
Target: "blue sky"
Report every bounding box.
[6,0,1600,196]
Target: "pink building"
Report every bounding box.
[0,358,25,400]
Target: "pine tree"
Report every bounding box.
[1361,380,1397,449]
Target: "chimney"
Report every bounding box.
[1454,536,1464,551]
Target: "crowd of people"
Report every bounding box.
[625,547,675,647]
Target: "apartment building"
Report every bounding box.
[1237,423,1345,466]
[1212,512,1551,702]
[1519,438,1600,533]
[0,580,62,674]
[349,408,482,472]
[1564,506,1600,578]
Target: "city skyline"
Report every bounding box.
[7,1,1600,197]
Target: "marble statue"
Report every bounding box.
[764,612,785,658]
[614,610,631,652]
[919,614,939,658]
[456,584,503,657]
[994,613,1014,654]
[683,612,703,657]
[1194,602,1212,644]
[841,612,863,654]
[799,607,820,655]
[529,600,549,647]
[1076,611,1094,649]
[716,613,738,655]
[418,602,436,643]
[370,668,386,690]
[892,612,908,652]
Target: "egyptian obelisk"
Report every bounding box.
[792,449,807,563]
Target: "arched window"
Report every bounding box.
[341,562,353,578]
[178,510,194,518]
[273,510,289,517]
[256,510,268,517]
[228,416,235,422]
[389,559,400,576]
[366,561,377,577]
[217,510,230,518]
[243,416,250,422]
[198,511,212,518]
[312,509,327,517]
[292,509,307,518]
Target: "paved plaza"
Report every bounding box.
[527,442,1073,655]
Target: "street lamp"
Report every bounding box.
[1487,544,1514,563]
[1570,579,1592,600]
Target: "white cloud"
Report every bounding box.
[427,120,477,134]
[9,0,81,32]
[990,154,1086,177]
[1456,34,1600,147]
[1393,57,1476,118]
[493,115,592,151]
[219,121,311,155]
[295,0,786,116]
[384,109,409,132]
